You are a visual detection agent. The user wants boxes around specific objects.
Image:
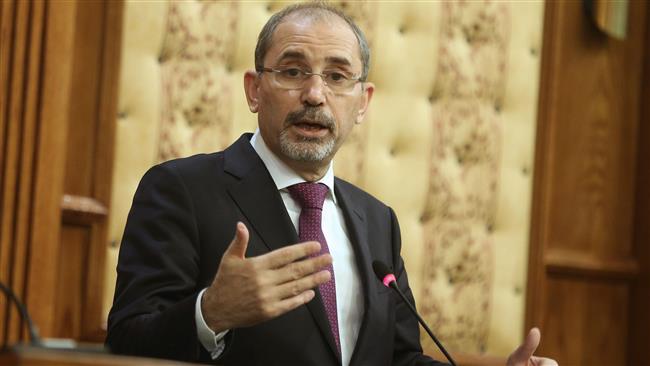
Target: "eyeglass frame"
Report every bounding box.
[257,66,365,94]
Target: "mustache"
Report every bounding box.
[284,107,335,131]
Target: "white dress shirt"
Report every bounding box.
[195,130,364,365]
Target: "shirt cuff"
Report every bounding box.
[195,288,229,359]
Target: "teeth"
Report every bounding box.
[297,123,323,130]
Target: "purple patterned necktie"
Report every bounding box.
[287,182,340,355]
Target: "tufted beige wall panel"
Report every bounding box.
[106,0,544,356]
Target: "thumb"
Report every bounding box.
[508,327,541,366]
[224,222,249,259]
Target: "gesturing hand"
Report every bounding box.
[507,328,558,366]
[201,222,332,333]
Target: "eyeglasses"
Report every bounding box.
[258,67,363,94]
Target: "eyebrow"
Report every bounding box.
[276,50,353,68]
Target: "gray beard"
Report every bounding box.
[279,130,336,162]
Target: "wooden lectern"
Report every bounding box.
[0,346,200,366]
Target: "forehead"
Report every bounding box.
[265,13,362,68]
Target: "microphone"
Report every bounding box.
[372,261,457,366]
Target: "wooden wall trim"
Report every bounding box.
[525,0,557,334]
[627,3,650,364]
[81,0,123,341]
[61,194,108,225]
[545,249,639,280]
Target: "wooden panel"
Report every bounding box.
[542,1,643,259]
[0,0,122,346]
[57,0,123,342]
[82,0,123,341]
[53,226,91,339]
[543,277,629,365]
[64,0,105,196]
[527,0,649,365]
[0,0,48,344]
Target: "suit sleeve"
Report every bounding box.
[106,164,210,362]
[388,208,451,366]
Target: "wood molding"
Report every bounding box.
[81,0,123,342]
[61,194,108,225]
[627,3,650,364]
[53,0,123,342]
[545,249,639,280]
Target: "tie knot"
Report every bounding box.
[287,182,328,210]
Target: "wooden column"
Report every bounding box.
[527,1,649,365]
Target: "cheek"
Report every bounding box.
[259,90,298,123]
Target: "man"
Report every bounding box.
[107,3,557,366]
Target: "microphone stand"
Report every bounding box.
[0,281,41,349]
[387,282,457,366]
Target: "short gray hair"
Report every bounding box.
[254,2,371,81]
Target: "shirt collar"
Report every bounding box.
[250,129,337,203]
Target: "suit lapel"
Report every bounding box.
[224,134,341,362]
[334,180,376,366]
[225,134,298,253]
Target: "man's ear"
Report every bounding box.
[355,82,375,124]
[244,70,260,113]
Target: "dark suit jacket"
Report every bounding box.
[107,133,447,366]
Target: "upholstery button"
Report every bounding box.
[266,4,272,12]
[118,111,127,119]
[514,286,522,295]
[486,224,494,233]
[522,166,530,176]
[494,104,501,113]
[398,25,406,34]
[530,47,538,56]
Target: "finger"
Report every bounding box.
[274,270,331,300]
[508,327,541,365]
[255,241,322,269]
[271,253,333,285]
[224,222,250,259]
[270,289,316,317]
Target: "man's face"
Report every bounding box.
[244,14,374,168]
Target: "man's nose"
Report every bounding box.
[300,74,326,106]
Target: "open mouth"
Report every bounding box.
[291,121,331,137]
